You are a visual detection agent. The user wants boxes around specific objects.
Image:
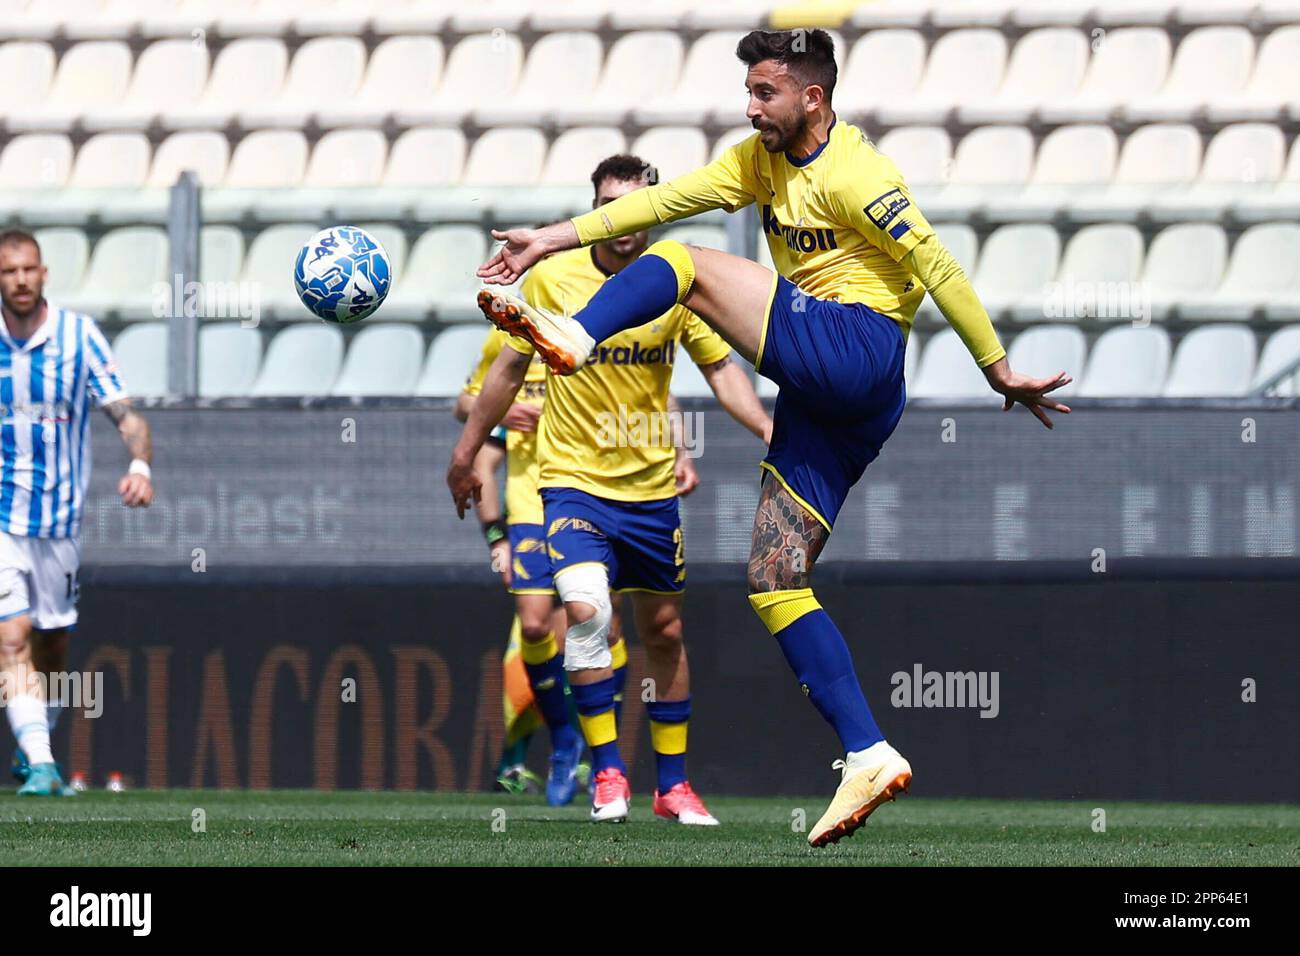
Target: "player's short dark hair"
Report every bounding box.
[736,28,837,101]
[0,228,40,256]
[590,154,659,197]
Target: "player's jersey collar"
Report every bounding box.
[785,115,837,168]
[590,245,615,278]
[0,299,56,352]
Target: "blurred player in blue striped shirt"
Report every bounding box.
[0,229,154,796]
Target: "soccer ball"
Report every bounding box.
[293,225,392,323]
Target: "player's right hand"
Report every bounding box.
[446,456,483,519]
[502,402,541,433]
[478,227,548,285]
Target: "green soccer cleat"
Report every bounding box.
[494,764,543,796]
[10,747,30,784]
[17,762,76,797]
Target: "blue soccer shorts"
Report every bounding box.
[541,488,685,594]
[506,522,554,595]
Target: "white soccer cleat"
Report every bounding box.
[653,781,720,826]
[476,288,594,376]
[590,767,630,824]
[808,740,912,848]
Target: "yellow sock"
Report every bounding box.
[520,631,558,665]
[645,239,696,302]
[748,588,823,634]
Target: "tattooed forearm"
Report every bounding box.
[104,400,152,463]
[746,472,829,592]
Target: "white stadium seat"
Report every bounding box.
[1178,223,1300,323]
[35,132,151,226]
[632,128,708,182]
[161,37,288,130]
[58,226,169,321]
[83,38,209,132]
[251,324,344,397]
[910,329,996,399]
[1163,325,1257,397]
[199,322,263,398]
[1173,0,1262,26]
[254,127,388,221]
[462,127,546,186]
[331,323,425,396]
[608,0,700,30]
[1205,25,1300,123]
[834,30,927,124]
[0,42,57,120]
[1007,326,1085,397]
[203,130,309,222]
[1233,135,1300,222]
[416,326,490,397]
[529,0,618,31]
[552,31,684,126]
[1148,123,1287,223]
[393,32,524,127]
[972,224,1061,323]
[6,40,132,132]
[875,127,953,189]
[294,0,382,37]
[112,323,169,399]
[1044,223,1145,323]
[316,36,444,129]
[36,227,91,302]
[370,0,453,35]
[874,29,1008,127]
[216,0,306,38]
[474,31,604,126]
[98,130,229,225]
[957,28,1090,126]
[199,226,245,285]
[0,134,75,206]
[1252,326,1300,396]
[985,125,1119,223]
[1039,28,1171,124]
[633,31,750,127]
[1067,124,1202,223]
[239,223,319,320]
[851,0,936,28]
[712,127,755,162]
[1079,326,1171,397]
[334,126,466,220]
[541,127,628,186]
[923,125,1035,220]
[384,225,488,323]
[1140,222,1229,320]
[239,36,367,129]
[1121,26,1255,123]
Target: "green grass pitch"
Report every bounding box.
[1,791,1295,866]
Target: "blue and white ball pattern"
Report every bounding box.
[294,225,392,323]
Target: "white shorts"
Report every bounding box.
[0,532,81,631]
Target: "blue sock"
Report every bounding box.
[569,677,625,774]
[523,654,578,750]
[646,698,691,793]
[772,610,883,753]
[574,245,686,343]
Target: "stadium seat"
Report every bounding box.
[670,354,713,398]
[956,28,1089,126]
[834,30,927,125]
[527,0,619,31]
[1163,324,1256,397]
[984,125,1119,223]
[5,40,132,132]
[608,0,708,30]
[1148,123,1286,223]
[1006,326,1085,397]
[448,0,534,32]
[632,128,708,182]
[357,224,408,285]
[96,129,231,226]
[1043,223,1145,323]
[239,36,367,129]
[1120,26,1255,123]
[915,223,978,325]
[138,0,248,38]
[473,31,603,127]
[199,225,245,285]
[316,35,443,129]
[369,0,452,35]
[1067,124,1202,223]
[239,223,319,320]
[254,127,388,221]
[552,31,684,126]
[198,322,263,398]
[874,30,1008,127]
[971,224,1061,323]
[416,326,490,397]
[1039,28,1171,124]
[161,37,288,130]
[0,134,78,220]
[851,0,937,29]
[1078,326,1171,397]
[111,323,169,399]
[462,127,546,187]
[542,127,628,186]
[1178,222,1300,323]
[0,42,56,124]
[35,132,152,226]
[1009,0,1109,26]
[393,32,524,127]
[923,125,1035,220]
[712,126,756,162]
[1140,222,1229,320]
[203,130,310,222]
[36,227,91,303]
[83,38,209,132]
[335,126,466,220]
[59,226,169,321]
[875,127,952,189]
[1252,325,1300,396]
[633,31,751,126]
[1260,0,1300,25]
[1233,134,1300,222]
[682,0,778,28]
[910,329,996,398]
[293,0,380,37]
[61,0,183,40]
[384,225,488,323]
[331,323,425,396]
[1172,0,1262,26]
[251,324,344,396]
[1205,25,1300,123]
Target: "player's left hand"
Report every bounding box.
[984,360,1072,430]
[674,452,700,497]
[447,457,483,519]
[118,473,153,507]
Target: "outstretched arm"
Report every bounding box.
[102,399,153,507]
[447,346,530,518]
[701,354,772,444]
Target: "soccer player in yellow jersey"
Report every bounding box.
[469,30,1073,846]
[450,155,772,824]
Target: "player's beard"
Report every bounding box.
[756,108,808,154]
[1,281,42,319]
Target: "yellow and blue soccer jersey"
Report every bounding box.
[508,246,731,503]
[462,328,548,526]
[573,118,1004,369]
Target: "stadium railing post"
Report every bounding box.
[166,170,201,399]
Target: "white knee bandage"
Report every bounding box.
[555,564,612,671]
